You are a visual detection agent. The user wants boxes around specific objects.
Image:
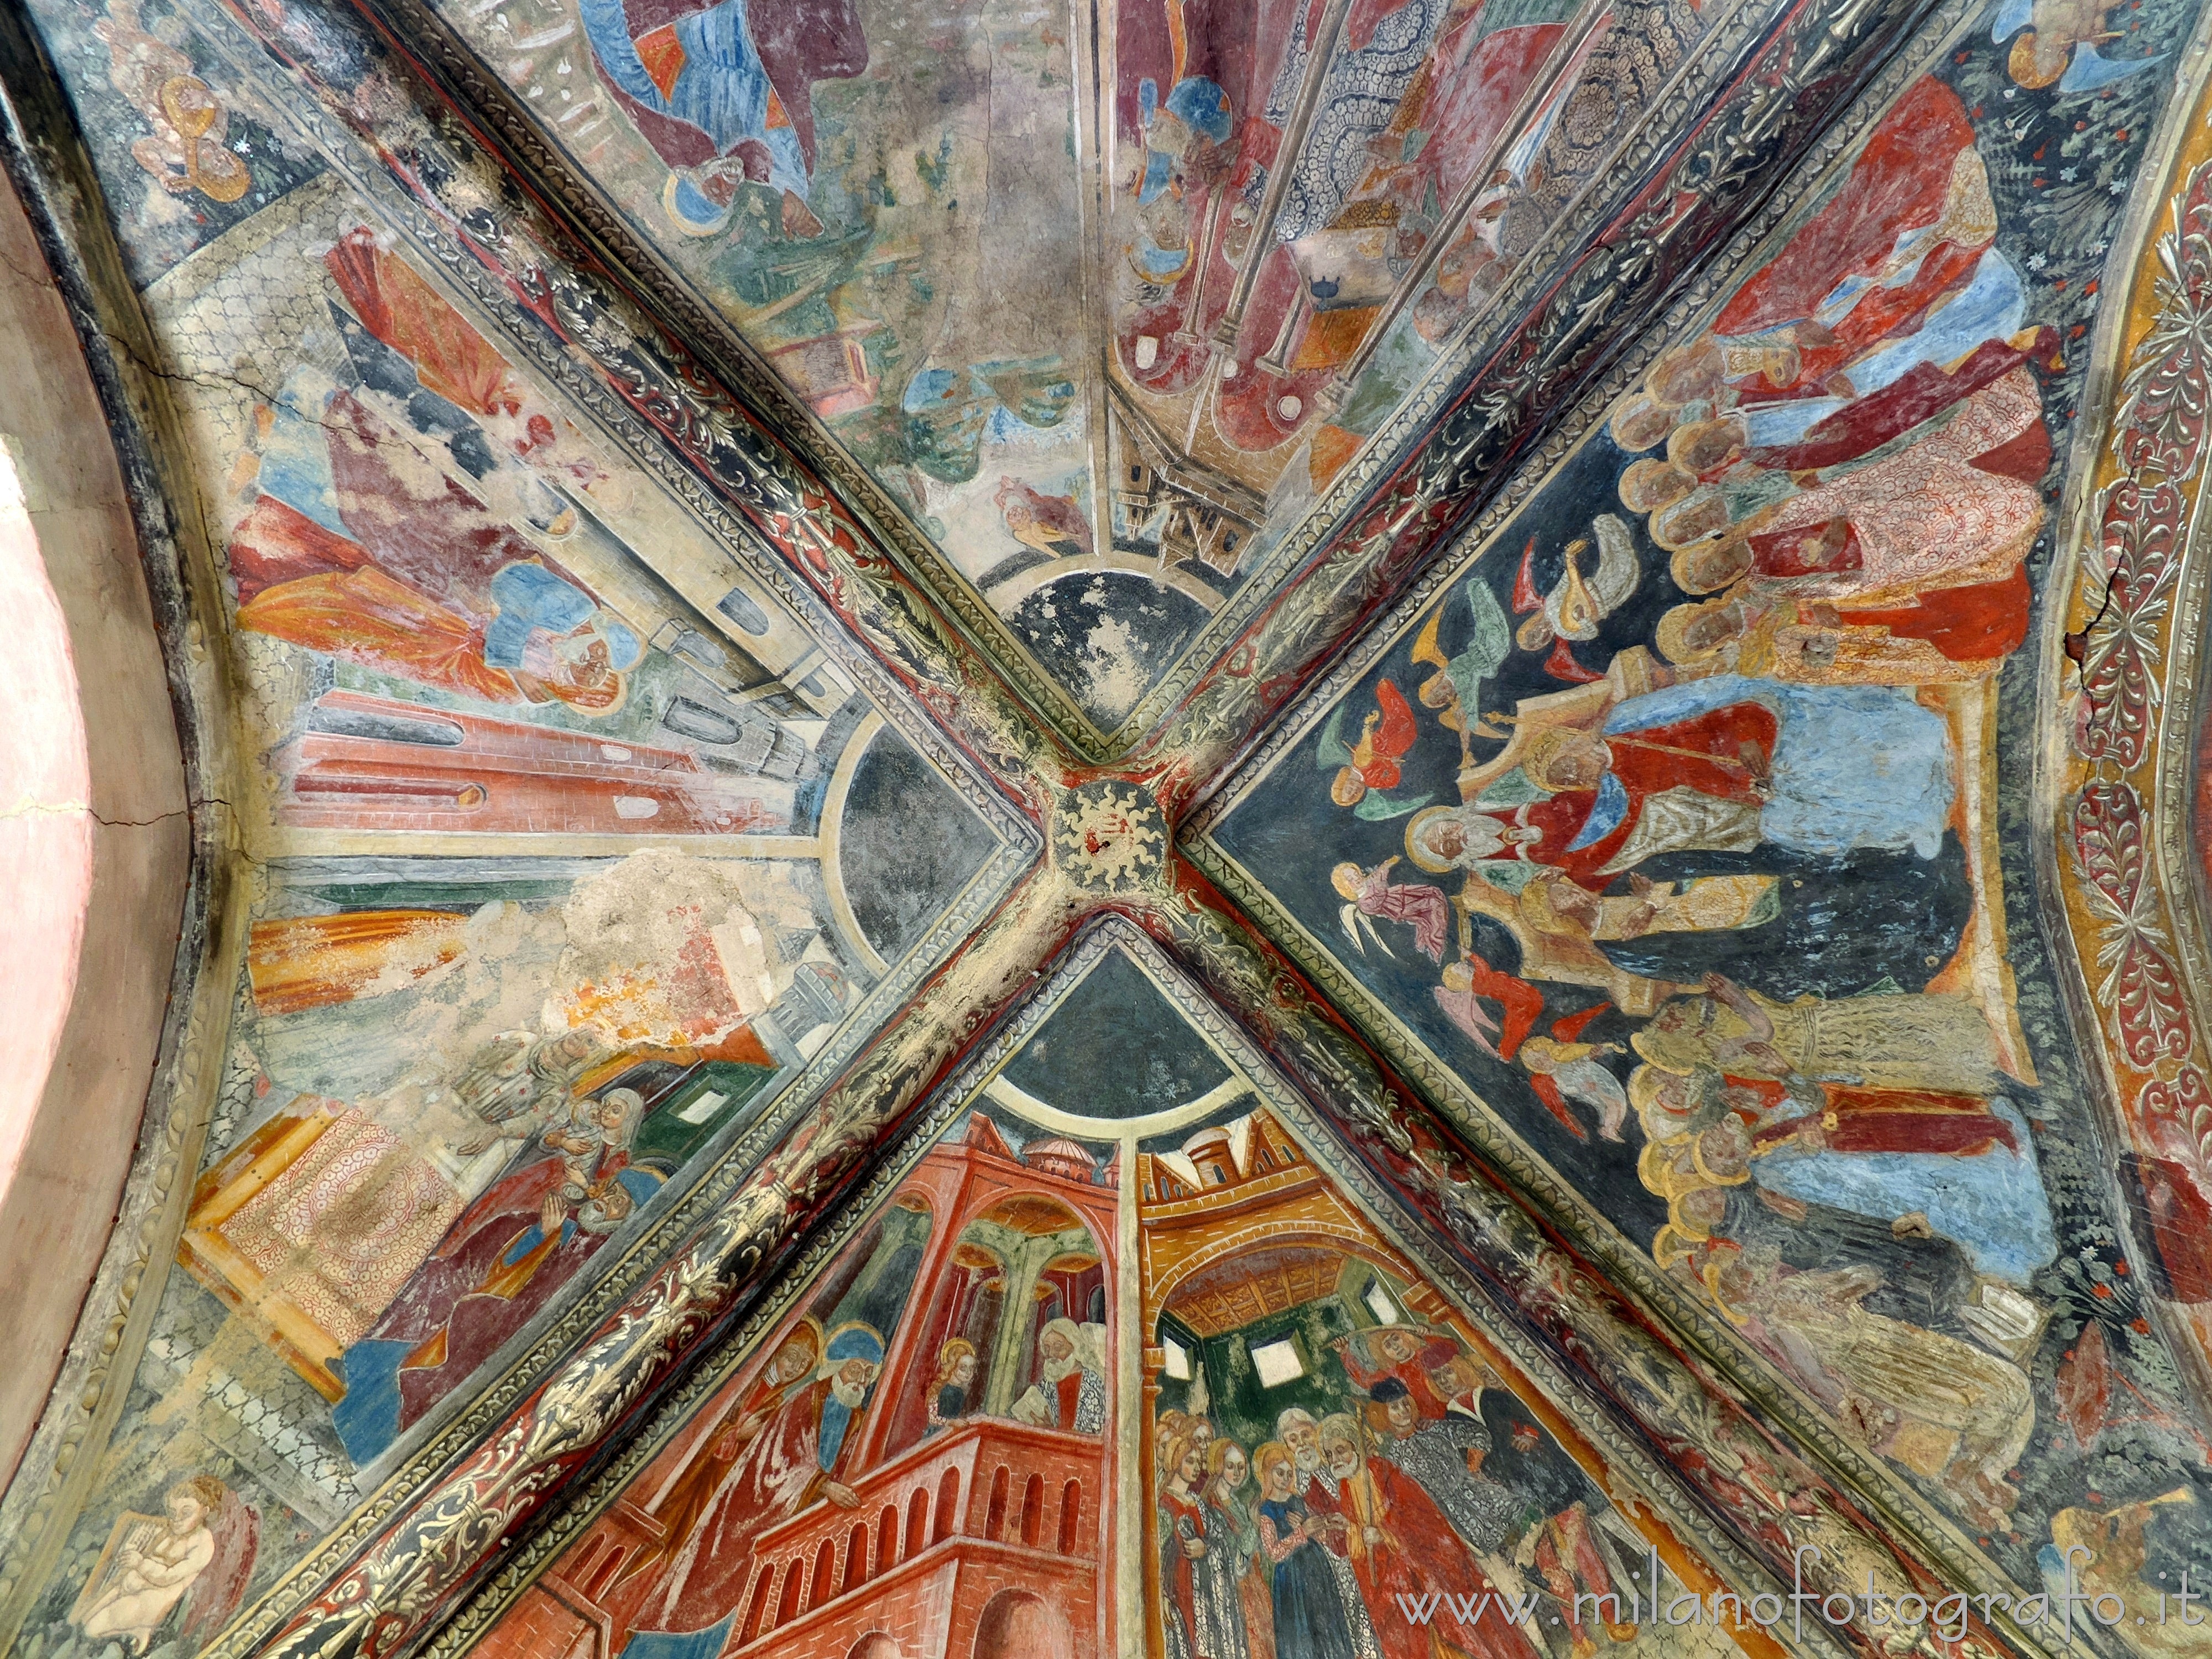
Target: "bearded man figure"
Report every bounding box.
[633,1316,825,1622]
[1279,1407,1384,1659]
[654,1321,883,1630]
[1011,1317,1109,1433]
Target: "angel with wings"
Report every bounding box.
[1517,1005,1631,1142]
[1318,679,1431,817]
[1510,516,1642,652]
[1332,858,1449,962]
[1411,571,1514,765]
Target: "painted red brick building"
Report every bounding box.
[472,1115,1119,1659]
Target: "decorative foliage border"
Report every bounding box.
[1176,0,2159,1632]
[1139,857,2054,1659]
[414,916,1811,1659]
[2041,21,2212,1407]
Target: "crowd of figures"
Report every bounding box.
[1271,66,2093,1537]
[1156,1328,1651,1659]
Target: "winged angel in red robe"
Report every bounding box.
[1318,680,1432,817]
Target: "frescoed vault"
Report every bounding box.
[428,925,1788,1659]
[5,0,2212,1651]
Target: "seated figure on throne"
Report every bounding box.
[1446,672,1957,875]
[1399,664,1969,1010]
[182,1021,635,1449]
[332,1086,662,1459]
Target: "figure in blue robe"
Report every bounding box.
[1755,1097,2058,1287]
[1603,674,1955,860]
[579,0,862,229]
[1258,1491,1360,1659]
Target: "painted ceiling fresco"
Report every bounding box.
[0,82,1033,1633]
[386,0,1699,743]
[8,0,2212,1650]
[435,927,1782,1659]
[1193,0,2212,1575]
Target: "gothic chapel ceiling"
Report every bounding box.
[7,0,2212,1648]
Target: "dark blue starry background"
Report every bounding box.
[28,0,326,286]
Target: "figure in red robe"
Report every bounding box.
[654,1321,884,1631]
[1158,1429,1211,1659]
[1736,367,2048,608]
[1712,78,1998,404]
[1336,1327,1458,1421]
[996,476,1094,559]
[1436,951,1544,1063]
[334,1091,660,1459]
[1792,564,2034,672]
[626,1317,825,1600]
[325,226,542,434]
[228,373,641,714]
[1746,328,2058,477]
[1319,1418,1542,1659]
[1323,680,1423,808]
[1747,1083,2021,1158]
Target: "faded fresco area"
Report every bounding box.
[456,934,1763,1659]
[1202,0,2212,1597]
[15,0,2212,1639]
[0,84,1010,1645]
[156,179,865,841]
[416,0,1709,733]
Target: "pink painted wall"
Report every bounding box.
[0,169,191,1489]
[0,439,95,1225]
